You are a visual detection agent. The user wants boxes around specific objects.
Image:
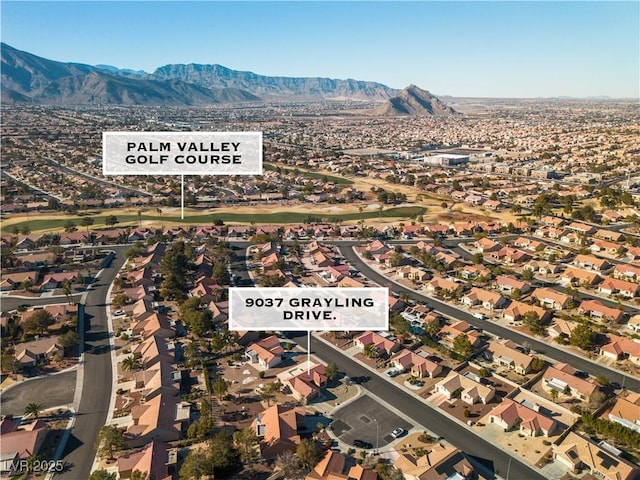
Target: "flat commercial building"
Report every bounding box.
[420,153,470,166]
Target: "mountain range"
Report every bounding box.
[0,43,456,115]
[375,84,458,116]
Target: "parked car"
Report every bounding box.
[113,310,125,316]
[391,427,405,438]
[386,369,400,377]
[353,440,373,449]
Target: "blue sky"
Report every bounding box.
[2,1,638,98]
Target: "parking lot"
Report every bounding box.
[330,394,413,449]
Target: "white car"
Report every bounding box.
[472,312,487,320]
[391,427,405,438]
[113,310,125,316]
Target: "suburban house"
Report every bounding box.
[555,431,640,480]
[245,335,284,371]
[598,277,640,298]
[398,265,430,283]
[391,350,443,379]
[252,404,305,459]
[117,440,175,480]
[566,222,597,235]
[278,362,328,404]
[613,264,640,282]
[305,451,378,480]
[473,237,502,253]
[0,419,49,474]
[13,336,64,369]
[439,321,483,349]
[503,301,550,324]
[542,363,597,401]
[599,334,640,364]
[461,287,508,311]
[394,444,475,480]
[460,264,492,280]
[486,340,534,375]
[425,276,463,297]
[488,398,558,437]
[40,271,79,291]
[594,229,625,242]
[354,331,402,358]
[131,313,176,339]
[578,299,625,324]
[608,393,640,434]
[127,394,189,447]
[591,239,625,255]
[434,372,495,405]
[0,271,39,291]
[560,267,602,287]
[572,254,611,272]
[133,335,181,369]
[530,287,571,310]
[495,275,531,295]
[628,315,640,334]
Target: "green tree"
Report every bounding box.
[112,293,130,307]
[530,356,546,372]
[89,470,117,480]
[96,425,126,460]
[60,331,79,350]
[210,430,242,478]
[105,215,119,227]
[325,362,339,383]
[64,220,77,232]
[452,334,473,360]
[296,438,322,469]
[23,310,54,335]
[523,311,545,336]
[570,323,596,350]
[131,471,153,480]
[363,343,380,359]
[521,269,534,281]
[389,252,404,267]
[80,216,94,233]
[213,377,229,401]
[233,427,259,462]
[179,449,213,480]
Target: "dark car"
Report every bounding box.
[353,440,373,449]
[347,376,370,385]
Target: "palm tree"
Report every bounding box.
[137,209,143,227]
[24,401,43,418]
[121,355,142,372]
[363,343,380,359]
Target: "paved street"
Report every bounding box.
[285,332,544,480]
[338,245,640,392]
[56,246,129,480]
[0,370,76,416]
